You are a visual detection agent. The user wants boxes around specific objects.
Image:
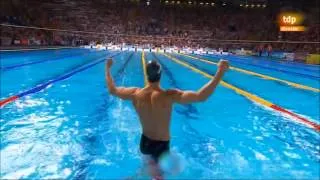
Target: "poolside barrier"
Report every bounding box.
[306,54,320,65]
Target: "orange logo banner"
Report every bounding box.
[278,12,306,32]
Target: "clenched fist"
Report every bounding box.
[218,60,229,72]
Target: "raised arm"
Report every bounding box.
[169,60,229,104]
[105,58,138,100]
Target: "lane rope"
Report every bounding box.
[162,53,320,132]
[178,53,320,93]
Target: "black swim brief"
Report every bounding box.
[140,134,170,163]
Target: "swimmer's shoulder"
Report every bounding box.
[133,87,144,95]
[135,87,153,96]
[166,88,182,96]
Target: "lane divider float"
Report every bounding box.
[0,52,121,108]
[162,53,320,132]
[178,53,320,93]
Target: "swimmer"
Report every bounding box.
[267,44,272,57]
[105,57,229,179]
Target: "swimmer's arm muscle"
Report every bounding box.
[105,58,138,100]
[170,60,228,103]
[106,58,117,94]
[112,87,139,100]
[195,67,225,101]
[169,74,222,104]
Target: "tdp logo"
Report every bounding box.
[278,12,305,32]
[282,16,297,25]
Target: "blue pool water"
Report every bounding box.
[1,49,319,179]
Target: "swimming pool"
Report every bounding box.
[1,48,319,179]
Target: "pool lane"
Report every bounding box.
[0,52,142,179]
[0,48,89,67]
[172,53,320,123]
[199,54,320,88]
[1,51,319,179]
[179,53,319,93]
[0,50,110,99]
[150,52,320,179]
[0,51,123,107]
[211,54,320,78]
[227,54,320,72]
[164,53,319,132]
[1,49,100,71]
[51,52,145,179]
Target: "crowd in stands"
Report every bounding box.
[0,0,319,53]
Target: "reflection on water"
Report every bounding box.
[1,97,82,179]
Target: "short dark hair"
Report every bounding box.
[146,60,162,83]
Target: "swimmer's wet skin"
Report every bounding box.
[105,57,229,178]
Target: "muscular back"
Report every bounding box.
[133,87,173,141]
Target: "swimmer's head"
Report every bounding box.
[146,60,162,83]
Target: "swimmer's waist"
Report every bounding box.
[142,128,170,141]
[141,133,170,143]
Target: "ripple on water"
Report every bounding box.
[253,150,269,161]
